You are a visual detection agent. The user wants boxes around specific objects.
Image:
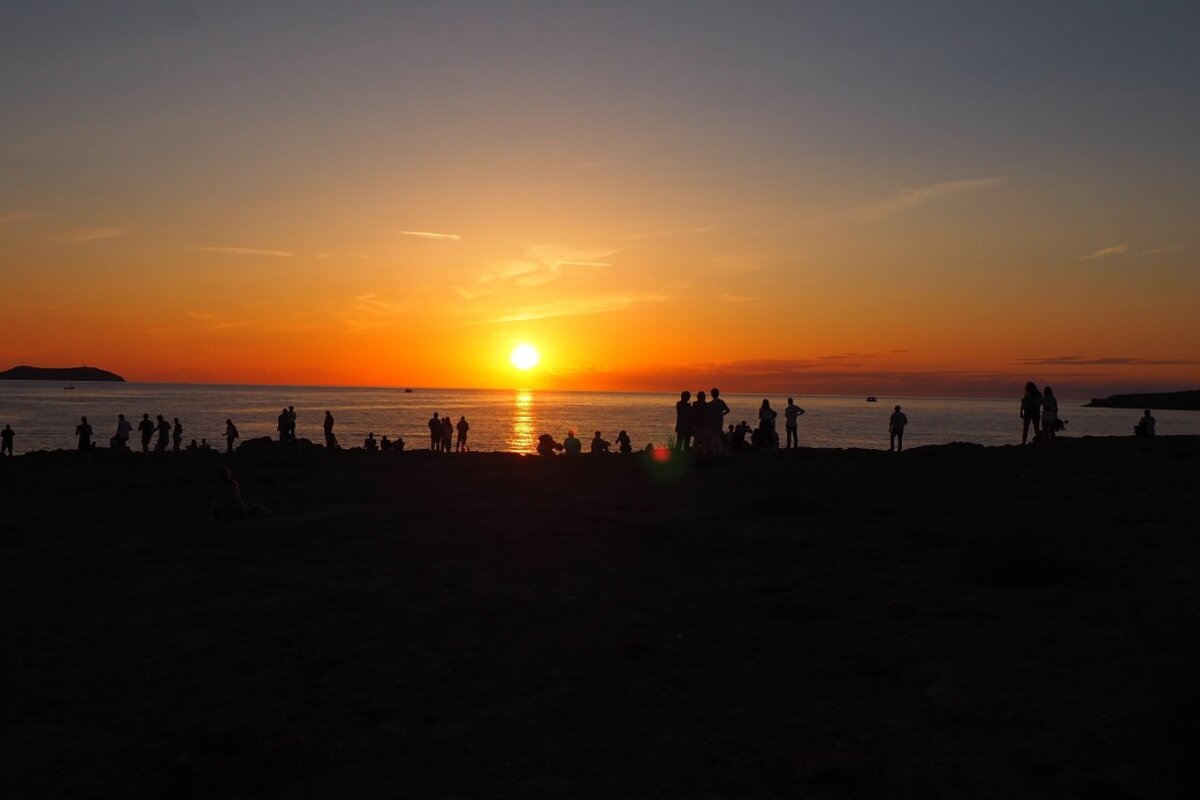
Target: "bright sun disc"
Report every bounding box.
[510,344,540,370]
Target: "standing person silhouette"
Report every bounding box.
[889,405,908,452]
[441,414,453,452]
[114,414,132,452]
[172,417,184,452]
[224,419,239,454]
[692,391,709,454]
[456,416,469,452]
[428,412,441,451]
[287,406,297,442]
[758,399,778,448]
[154,415,171,453]
[137,413,154,453]
[784,398,806,449]
[323,410,338,449]
[1041,387,1059,443]
[674,390,693,451]
[707,388,730,454]
[1020,382,1041,445]
[1,423,14,456]
[277,408,290,443]
[76,416,93,452]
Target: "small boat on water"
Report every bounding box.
[64,384,75,390]
[404,388,414,393]
[866,396,877,402]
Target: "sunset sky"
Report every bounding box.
[2,2,1198,395]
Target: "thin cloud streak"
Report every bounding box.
[1138,245,1185,255]
[1015,355,1200,366]
[1077,245,1128,261]
[59,226,127,242]
[398,230,461,241]
[191,246,295,257]
[859,178,1005,221]
[480,293,672,324]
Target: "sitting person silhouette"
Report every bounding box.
[563,430,582,455]
[616,430,632,454]
[536,433,563,456]
[1134,409,1156,437]
[590,431,611,453]
[364,432,378,452]
[213,467,268,521]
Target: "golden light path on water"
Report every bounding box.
[508,390,536,452]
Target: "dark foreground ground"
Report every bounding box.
[2,437,1199,799]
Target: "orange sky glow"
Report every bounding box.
[2,5,1197,397]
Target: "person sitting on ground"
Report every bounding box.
[536,433,563,456]
[616,430,632,454]
[590,430,611,454]
[364,432,378,452]
[732,421,749,451]
[889,405,908,452]
[563,430,582,455]
[186,439,199,452]
[381,435,392,453]
[0,423,13,456]
[200,438,211,450]
[1135,409,1156,437]
[224,419,239,454]
[393,436,405,452]
[213,467,268,522]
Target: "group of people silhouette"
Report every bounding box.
[536,429,634,456]
[674,390,813,454]
[427,412,470,452]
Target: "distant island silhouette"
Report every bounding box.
[1085,389,1200,410]
[0,365,126,382]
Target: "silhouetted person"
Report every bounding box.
[380,435,391,453]
[616,430,632,454]
[286,406,297,441]
[563,430,582,455]
[155,415,171,453]
[213,467,267,521]
[1,424,14,456]
[200,438,211,450]
[889,405,908,452]
[364,432,378,452]
[186,439,199,452]
[536,433,563,456]
[732,421,749,451]
[456,416,469,451]
[758,399,778,448]
[1041,387,1059,443]
[692,391,708,453]
[1135,409,1156,437]
[324,410,338,449]
[441,414,453,452]
[1020,381,1041,445]
[590,430,611,453]
[428,413,441,451]
[277,408,290,443]
[172,417,183,451]
[784,398,806,448]
[225,419,239,454]
[114,413,132,452]
[674,390,693,451]
[76,416,93,452]
[394,436,405,452]
[706,388,730,454]
[138,413,154,453]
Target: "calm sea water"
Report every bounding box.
[1,382,1196,455]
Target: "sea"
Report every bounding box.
[2,381,1197,456]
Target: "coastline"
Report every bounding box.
[3,435,1199,796]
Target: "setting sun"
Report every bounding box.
[509,344,540,371]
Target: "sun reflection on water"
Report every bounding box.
[509,390,536,452]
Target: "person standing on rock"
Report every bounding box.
[155,415,171,453]
[323,410,338,449]
[889,405,908,452]
[76,416,93,452]
[225,419,239,454]
[784,398,806,449]
[172,417,184,452]
[138,413,154,453]
[2,423,14,456]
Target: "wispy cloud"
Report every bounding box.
[1014,355,1200,366]
[190,246,294,257]
[622,225,717,242]
[472,244,617,292]
[339,293,407,333]
[1138,245,1185,256]
[860,178,1005,221]
[398,230,461,241]
[1077,245,1128,261]
[482,292,672,324]
[720,293,759,303]
[60,226,127,242]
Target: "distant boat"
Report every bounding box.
[866,396,877,402]
[64,384,75,390]
[404,388,414,393]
